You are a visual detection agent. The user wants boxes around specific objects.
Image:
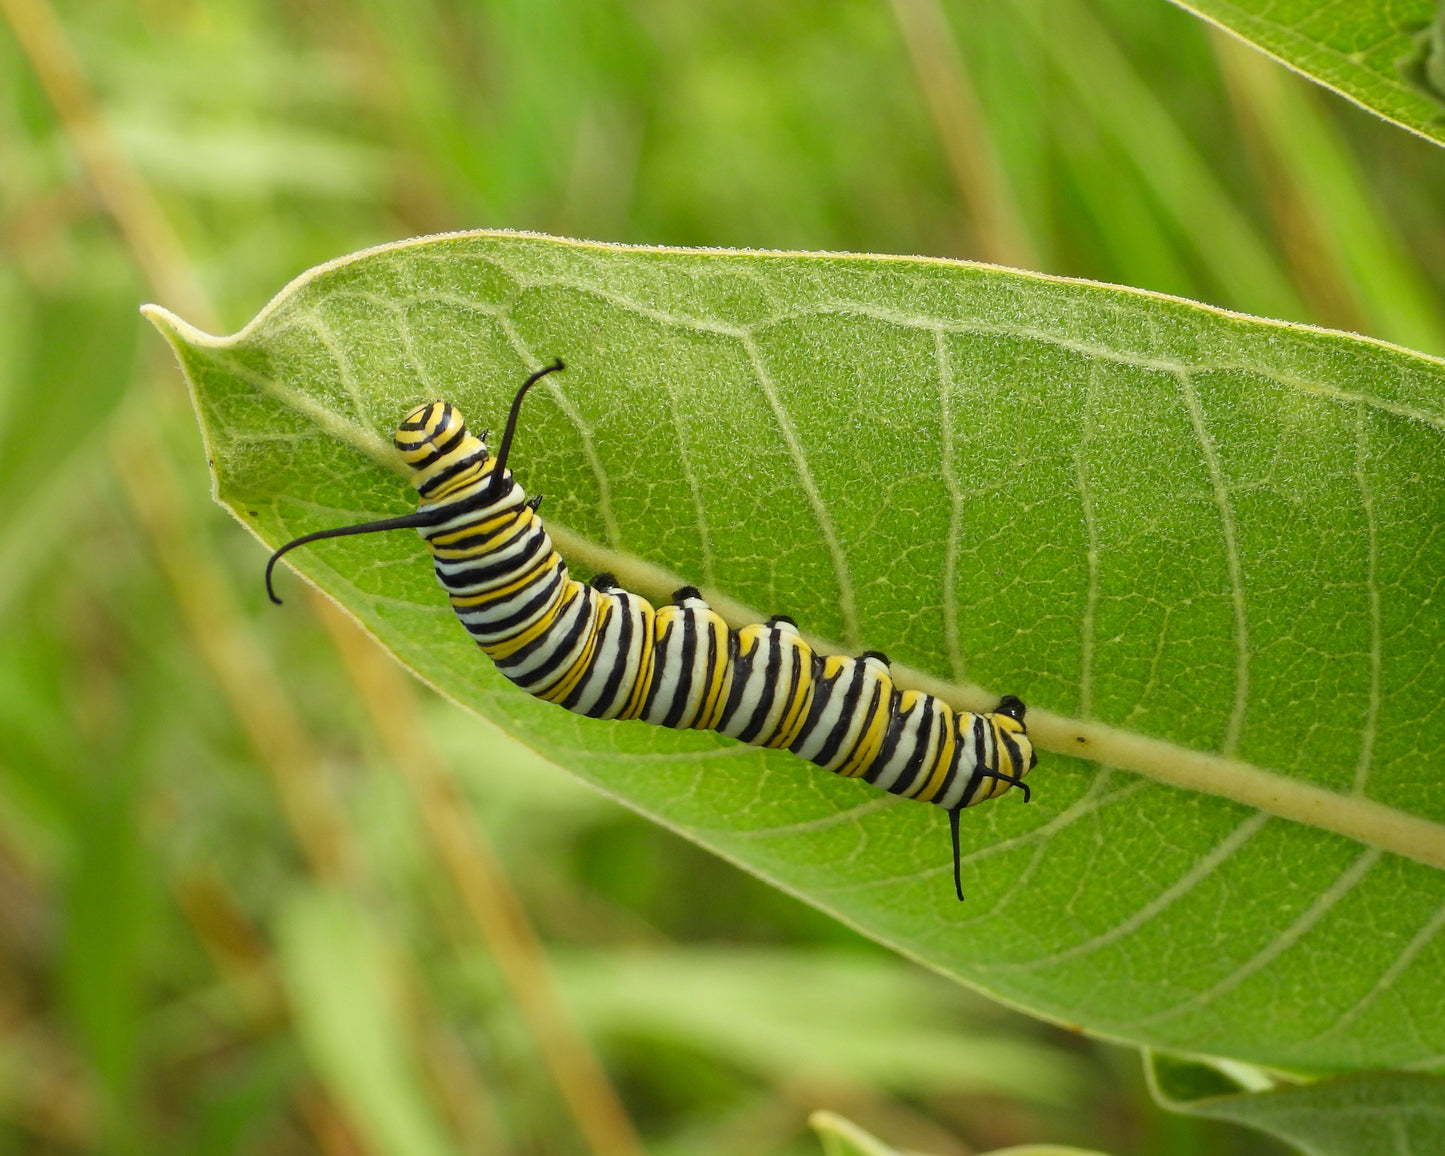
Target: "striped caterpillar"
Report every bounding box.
[266,362,1036,899]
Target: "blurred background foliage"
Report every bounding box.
[1,0,1442,1153]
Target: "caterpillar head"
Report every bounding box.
[976,694,1037,804]
[394,401,492,500]
[265,363,563,605]
[394,361,565,503]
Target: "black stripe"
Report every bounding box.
[512,594,595,689]
[810,662,871,768]
[789,653,838,757]
[886,697,936,797]
[638,619,674,720]
[427,516,524,555]
[862,686,908,784]
[997,728,1026,785]
[418,488,517,537]
[435,527,544,589]
[660,611,699,729]
[716,631,756,732]
[571,596,634,717]
[477,566,564,640]
[833,677,886,773]
[855,687,901,786]
[735,632,786,744]
[410,420,467,469]
[396,404,443,435]
[959,714,989,806]
[418,445,488,496]
[691,617,726,730]
[557,600,612,712]
[933,712,965,805]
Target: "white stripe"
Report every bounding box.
[936,713,979,811]
[521,592,604,695]
[867,694,927,792]
[716,630,773,739]
[640,613,689,726]
[895,707,944,799]
[791,662,858,762]
[460,570,565,645]
[501,588,594,684]
[565,597,625,716]
[433,530,548,595]
[815,663,887,774]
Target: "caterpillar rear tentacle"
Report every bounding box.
[265,362,1037,901]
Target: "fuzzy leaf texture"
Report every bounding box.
[1169,0,1445,147]
[146,232,1445,1075]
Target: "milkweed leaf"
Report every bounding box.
[147,231,1445,1075]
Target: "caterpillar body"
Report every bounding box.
[266,362,1037,900]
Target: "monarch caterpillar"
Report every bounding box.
[265,362,1037,900]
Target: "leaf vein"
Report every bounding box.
[738,332,860,646]
[1353,406,1383,796]
[1075,363,1102,718]
[1130,846,1383,1028]
[1176,369,1250,756]
[935,328,967,682]
[1306,899,1445,1047]
[986,812,1271,972]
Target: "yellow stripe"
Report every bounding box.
[693,614,732,730]
[834,676,893,778]
[447,554,559,608]
[481,581,577,659]
[914,710,958,802]
[786,653,849,749]
[536,600,604,704]
[765,640,819,749]
[618,604,658,720]
[429,508,527,548]
[430,513,533,558]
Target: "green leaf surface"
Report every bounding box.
[1150,1053,1445,1155]
[1168,0,1445,147]
[147,232,1445,1074]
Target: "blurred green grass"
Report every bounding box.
[2,0,1442,1153]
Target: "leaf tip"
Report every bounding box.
[140,303,223,348]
